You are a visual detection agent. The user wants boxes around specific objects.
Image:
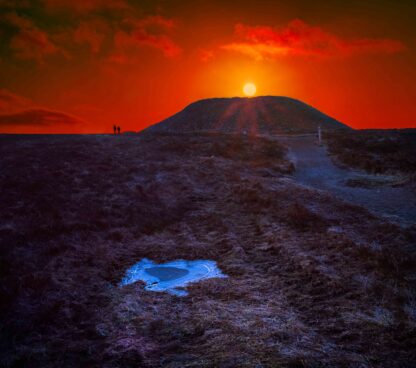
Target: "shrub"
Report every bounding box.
[285,202,327,231]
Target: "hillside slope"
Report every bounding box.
[145,96,350,135]
[1,133,415,367]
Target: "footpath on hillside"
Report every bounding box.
[276,135,416,226]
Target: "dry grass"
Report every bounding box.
[0,133,415,367]
[326,129,416,181]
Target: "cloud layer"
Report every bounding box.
[110,15,182,62]
[5,13,64,64]
[2,7,181,64]
[0,89,33,114]
[0,89,84,127]
[221,20,405,60]
[43,0,130,13]
[2,3,404,66]
[0,109,84,127]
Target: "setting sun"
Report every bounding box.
[243,83,257,97]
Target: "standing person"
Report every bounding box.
[113,125,117,134]
[117,126,121,135]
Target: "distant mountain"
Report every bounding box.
[144,96,351,135]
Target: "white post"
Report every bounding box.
[318,125,322,145]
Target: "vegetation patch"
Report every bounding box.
[0,133,415,367]
[326,129,416,183]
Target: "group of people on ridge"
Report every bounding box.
[113,125,121,135]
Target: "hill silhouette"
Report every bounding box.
[145,96,351,135]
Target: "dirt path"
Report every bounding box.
[277,136,416,226]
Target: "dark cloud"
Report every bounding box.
[0,109,84,126]
[0,89,85,128]
[5,12,65,64]
[221,20,405,60]
[73,20,107,53]
[42,0,130,13]
[0,1,183,66]
[109,15,182,63]
[0,89,33,114]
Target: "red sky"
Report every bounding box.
[0,0,415,133]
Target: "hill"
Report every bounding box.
[144,96,351,135]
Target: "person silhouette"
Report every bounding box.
[117,126,121,134]
[113,125,116,134]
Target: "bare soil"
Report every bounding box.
[0,133,415,367]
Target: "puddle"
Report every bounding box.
[119,258,227,296]
[145,266,189,281]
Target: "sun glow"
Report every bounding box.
[243,83,256,96]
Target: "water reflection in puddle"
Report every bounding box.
[119,258,227,296]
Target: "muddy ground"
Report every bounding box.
[0,133,415,367]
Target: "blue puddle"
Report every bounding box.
[119,258,227,296]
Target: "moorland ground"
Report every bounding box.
[326,129,416,178]
[0,133,415,367]
[278,135,416,225]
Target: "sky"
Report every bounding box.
[0,0,415,133]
